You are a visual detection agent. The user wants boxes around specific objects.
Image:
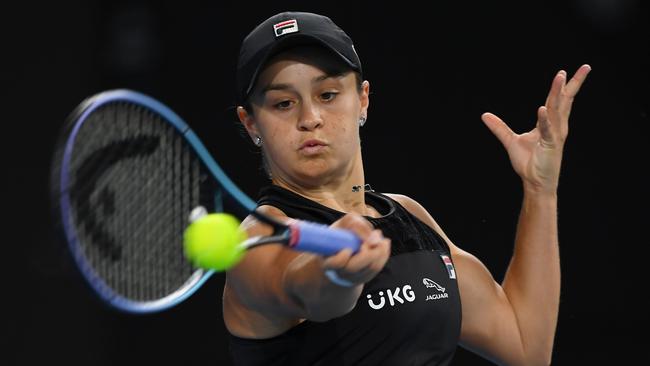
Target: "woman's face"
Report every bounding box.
[240,50,369,188]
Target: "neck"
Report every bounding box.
[271,150,374,216]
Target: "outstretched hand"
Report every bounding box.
[482,64,591,194]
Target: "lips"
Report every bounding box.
[299,139,328,154]
[300,139,327,149]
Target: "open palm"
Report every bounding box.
[482,64,591,194]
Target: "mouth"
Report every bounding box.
[299,139,328,154]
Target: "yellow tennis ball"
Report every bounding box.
[183,213,247,271]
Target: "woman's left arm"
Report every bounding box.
[473,64,591,365]
[398,64,591,366]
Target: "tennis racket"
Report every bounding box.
[50,89,361,314]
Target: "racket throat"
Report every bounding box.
[240,231,291,251]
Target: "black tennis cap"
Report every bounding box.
[236,11,362,104]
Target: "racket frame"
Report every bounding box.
[57,89,266,313]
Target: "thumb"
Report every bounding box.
[481,112,514,149]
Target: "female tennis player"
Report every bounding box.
[224,11,591,366]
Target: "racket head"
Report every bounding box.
[50,89,257,313]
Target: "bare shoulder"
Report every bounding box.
[384,193,432,225]
[240,204,288,236]
[385,193,461,256]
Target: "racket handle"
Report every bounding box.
[288,221,362,255]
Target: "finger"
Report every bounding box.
[564,64,592,98]
[322,248,354,271]
[345,236,391,274]
[481,112,515,149]
[545,70,567,113]
[323,214,382,270]
[344,230,384,270]
[364,229,383,248]
[558,64,592,116]
[536,106,555,148]
[331,213,374,238]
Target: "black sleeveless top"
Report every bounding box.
[229,185,462,366]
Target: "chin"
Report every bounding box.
[293,163,333,182]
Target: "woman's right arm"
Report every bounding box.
[223,205,390,338]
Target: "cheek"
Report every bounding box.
[266,128,298,159]
[332,116,360,149]
[334,99,361,135]
[257,114,293,143]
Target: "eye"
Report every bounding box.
[320,92,338,102]
[274,100,293,110]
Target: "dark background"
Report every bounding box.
[3,0,649,365]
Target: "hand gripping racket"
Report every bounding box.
[50,89,361,314]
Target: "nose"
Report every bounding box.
[297,101,323,131]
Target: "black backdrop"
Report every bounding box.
[3,1,649,365]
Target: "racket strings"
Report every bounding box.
[68,102,205,302]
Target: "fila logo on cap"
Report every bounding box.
[274,19,299,37]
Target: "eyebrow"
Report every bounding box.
[260,73,345,95]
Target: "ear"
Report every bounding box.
[360,80,370,118]
[237,106,259,141]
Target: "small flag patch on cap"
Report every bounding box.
[440,254,456,279]
[274,19,299,37]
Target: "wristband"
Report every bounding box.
[324,269,355,287]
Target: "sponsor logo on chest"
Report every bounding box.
[366,278,449,310]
